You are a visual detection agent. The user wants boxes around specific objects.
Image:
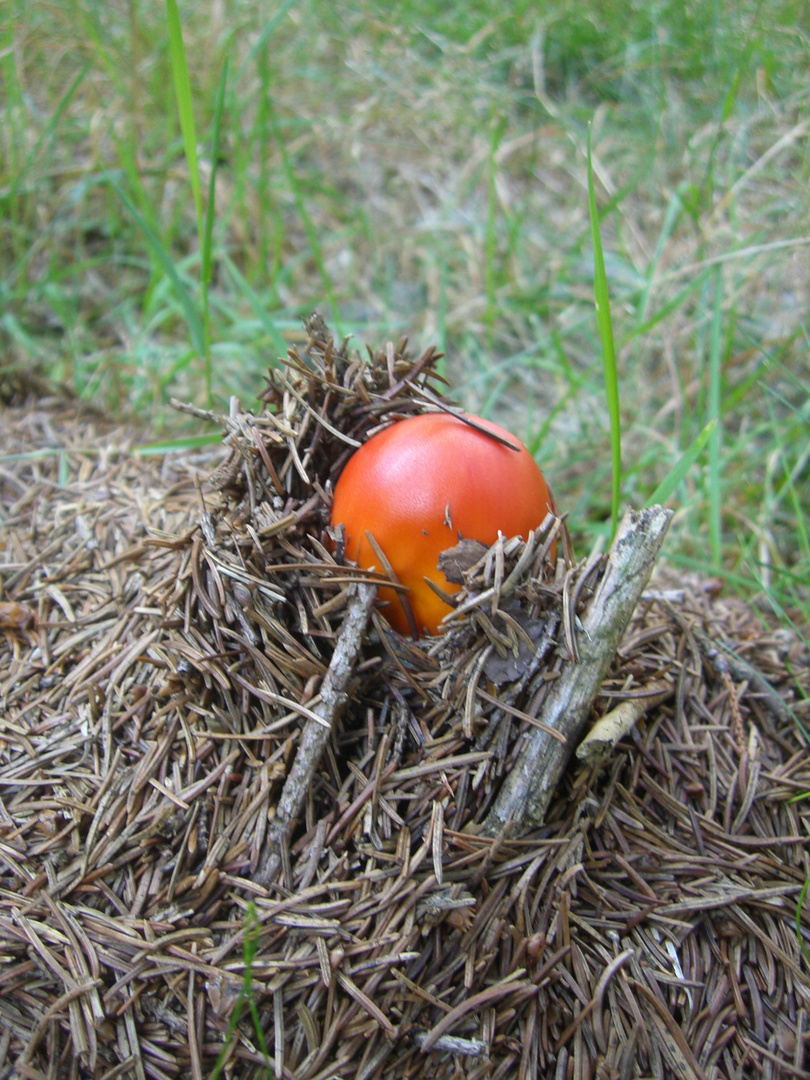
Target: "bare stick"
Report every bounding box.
[255,582,377,886]
[479,505,673,838]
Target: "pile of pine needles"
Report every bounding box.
[1,317,808,1080]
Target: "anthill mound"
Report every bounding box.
[0,317,808,1080]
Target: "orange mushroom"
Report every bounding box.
[330,412,556,636]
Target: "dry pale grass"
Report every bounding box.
[0,320,809,1079]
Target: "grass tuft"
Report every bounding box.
[210,902,274,1080]
[164,0,229,405]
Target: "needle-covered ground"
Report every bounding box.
[1,324,807,1080]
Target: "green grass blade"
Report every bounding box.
[165,0,203,240]
[106,173,205,356]
[209,902,274,1080]
[620,266,714,346]
[247,995,273,1074]
[209,989,245,1080]
[6,63,88,204]
[134,434,223,456]
[221,253,289,359]
[797,876,810,966]
[165,0,227,406]
[271,107,339,327]
[241,905,273,1073]
[708,265,724,568]
[202,59,228,292]
[235,0,298,83]
[199,58,229,405]
[647,419,717,506]
[587,123,621,536]
[484,117,505,348]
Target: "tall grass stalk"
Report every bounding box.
[587,123,622,537]
[164,0,203,230]
[484,118,505,349]
[164,0,227,406]
[707,265,724,569]
[203,60,229,340]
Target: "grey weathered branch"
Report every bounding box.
[255,582,377,887]
[479,505,673,838]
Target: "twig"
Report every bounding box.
[255,582,377,887]
[479,505,673,837]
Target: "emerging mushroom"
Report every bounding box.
[330,411,556,636]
